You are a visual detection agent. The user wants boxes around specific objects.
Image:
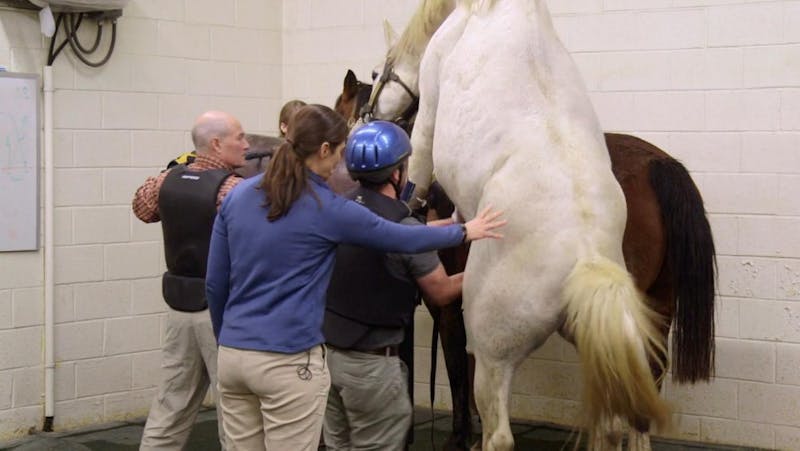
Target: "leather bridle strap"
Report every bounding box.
[360,60,420,131]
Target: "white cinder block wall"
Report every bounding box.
[0,0,282,442]
[284,1,800,449]
[1,0,798,448]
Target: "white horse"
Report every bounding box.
[367,1,670,450]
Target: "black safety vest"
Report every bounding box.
[325,187,420,332]
[158,165,231,312]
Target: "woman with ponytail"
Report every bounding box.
[205,104,505,451]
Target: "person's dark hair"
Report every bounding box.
[278,99,307,137]
[357,158,407,190]
[261,104,348,221]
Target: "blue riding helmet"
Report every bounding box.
[345,121,411,183]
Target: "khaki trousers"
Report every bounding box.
[217,344,330,451]
[140,309,225,451]
[323,347,412,451]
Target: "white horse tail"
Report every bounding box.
[563,256,670,443]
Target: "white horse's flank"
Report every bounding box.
[372,1,670,449]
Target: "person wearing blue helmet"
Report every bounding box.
[344,120,411,198]
[206,108,505,451]
[322,120,467,451]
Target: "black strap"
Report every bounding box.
[429,315,439,445]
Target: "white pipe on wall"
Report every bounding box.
[43,64,54,430]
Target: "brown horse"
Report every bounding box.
[334,69,374,129]
[335,69,716,450]
[328,70,375,194]
[237,134,283,178]
[166,133,281,179]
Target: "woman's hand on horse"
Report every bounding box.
[464,206,506,242]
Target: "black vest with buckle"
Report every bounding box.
[325,187,419,335]
[158,164,231,312]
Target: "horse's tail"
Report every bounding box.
[649,157,716,383]
[563,256,670,437]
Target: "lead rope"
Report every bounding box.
[430,316,440,447]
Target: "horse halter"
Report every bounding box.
[360,60,419,133]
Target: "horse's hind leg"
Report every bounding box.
[624,346,666,451]
[627,429,651,451]
[473,355,514,451]
[623,302,670,451]
[593,416,623,451]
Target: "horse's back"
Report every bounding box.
[605,134,669,292]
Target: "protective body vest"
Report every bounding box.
[325,187,419,334]
[158,165,230,312]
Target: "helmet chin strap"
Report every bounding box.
[392,164,408,200]
[391,179,404,200]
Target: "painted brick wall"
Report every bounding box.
[283,1,800,449]
[0,0,281,442]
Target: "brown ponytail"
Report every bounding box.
[261,104,348,221]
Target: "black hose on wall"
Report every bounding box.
[46,10,120,67]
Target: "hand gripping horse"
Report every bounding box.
[357,1,716,450]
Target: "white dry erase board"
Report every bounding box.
[0,72,40,251]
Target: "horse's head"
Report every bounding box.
[359,21,421,133]
[334,69,373,129]
[330,71,370,194]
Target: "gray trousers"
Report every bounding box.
[139,309,226,451]
[324,347,412,451]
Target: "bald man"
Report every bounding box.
[133,111,249,451]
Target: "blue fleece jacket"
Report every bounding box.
[206,172,463,353]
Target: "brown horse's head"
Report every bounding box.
[334,69,373,128]
[330,70,446,213]
[330,70,374,194]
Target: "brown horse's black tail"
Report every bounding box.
[649,158,717,383]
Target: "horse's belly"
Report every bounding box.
[435,137,627,252]
[439,145,628,357]
[460,232,576,359]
